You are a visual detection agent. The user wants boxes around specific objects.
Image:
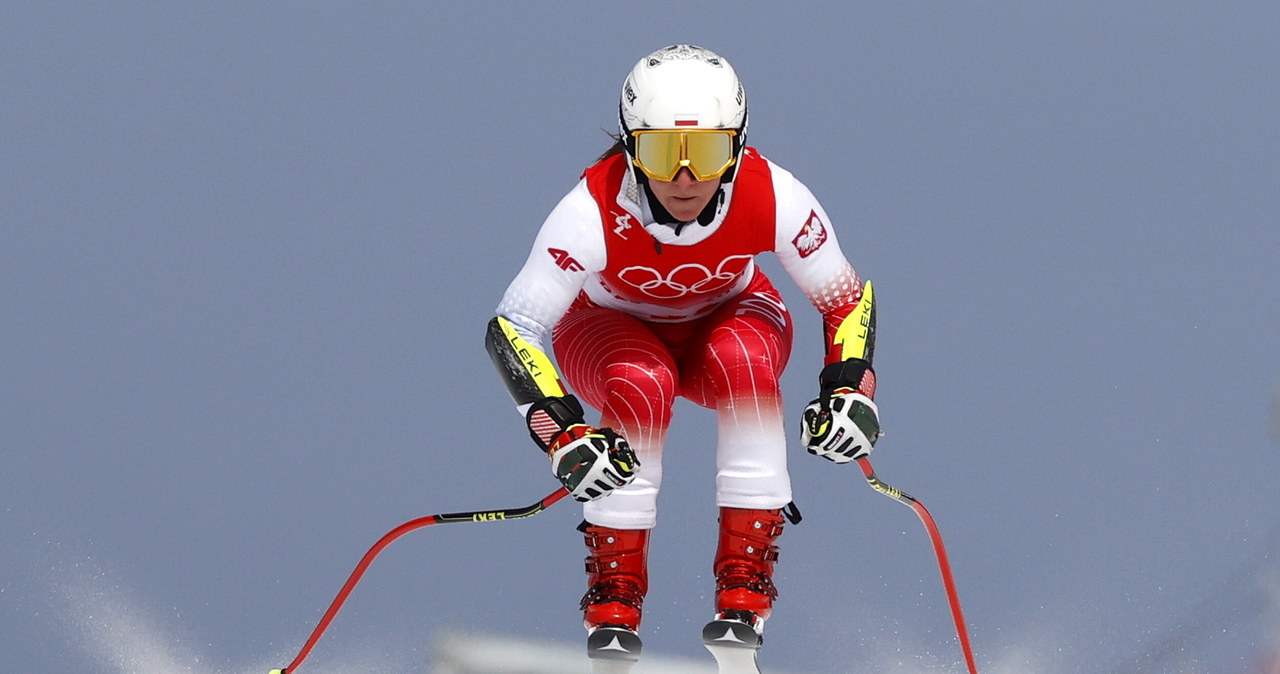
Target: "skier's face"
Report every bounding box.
[647,168,720,222]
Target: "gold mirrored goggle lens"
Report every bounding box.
[631,130,737,182]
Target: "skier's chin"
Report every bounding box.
[663,196,711,222]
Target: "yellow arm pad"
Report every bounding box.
[485,316,568,405]
[832,280,876,363]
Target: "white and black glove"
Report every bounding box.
[527,395,639,502]
[800,358,882,464]
[548,425,638,502]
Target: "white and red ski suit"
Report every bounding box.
[496,148,865,530]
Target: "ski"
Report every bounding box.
[702,616,763,674]
[587,626,643,674]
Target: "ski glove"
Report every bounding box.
[800,358,882,464]
[526,394,639,502]
[548,424,639,502]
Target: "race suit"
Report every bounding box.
[493,147,864,530]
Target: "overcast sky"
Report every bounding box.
[4,3,1279,673]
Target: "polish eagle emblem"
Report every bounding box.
[792,210,828,258]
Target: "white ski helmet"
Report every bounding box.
[619,45,748,180]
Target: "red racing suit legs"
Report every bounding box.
[551,272,794,531]
[682,274,794,515]
[552,295,678,531]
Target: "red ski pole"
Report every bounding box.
[856,457,979,674]
[270,486,571,674]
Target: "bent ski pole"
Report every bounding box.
[856,457,979,674]
[270,486,571,674]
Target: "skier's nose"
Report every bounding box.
[672,167,699,186]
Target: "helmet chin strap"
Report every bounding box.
[693,187,727,228]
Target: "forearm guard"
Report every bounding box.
[829,280,876,364]
[820,280,877,406]
[486,316,588,453]
[485,316,567,405]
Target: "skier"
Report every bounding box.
[485,44,882,671]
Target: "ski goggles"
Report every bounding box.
[629,129,738,182]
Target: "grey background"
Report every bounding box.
[3,3,1278,673]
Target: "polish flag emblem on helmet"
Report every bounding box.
[792,210,828,258]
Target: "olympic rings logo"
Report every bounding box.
[616,255,754,299]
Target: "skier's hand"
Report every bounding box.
[548,425,639,502]
[800,358,881,464]
[800,389,880,463]
[523,394,638,500]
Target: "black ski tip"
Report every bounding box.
[587,626,643,662]
[701,616,762,649]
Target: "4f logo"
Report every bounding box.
[547,248,584,272]
[612,211,635,239]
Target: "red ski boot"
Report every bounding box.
[703,507,785,667]
[581,523,648,667]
